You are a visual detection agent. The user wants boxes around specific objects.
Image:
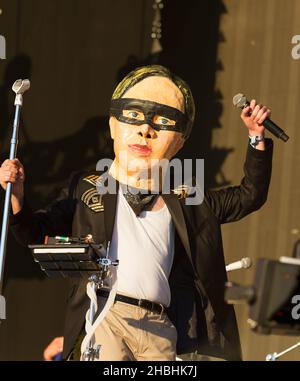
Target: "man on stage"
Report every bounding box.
[0,65,273,361]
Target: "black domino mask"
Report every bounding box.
[110,98,188,135]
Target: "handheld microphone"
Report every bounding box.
[226,257,252,272]
[232,93,289,142]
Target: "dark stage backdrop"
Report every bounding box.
[0,0,300,360]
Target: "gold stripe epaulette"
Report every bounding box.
[81,188,104,212]
[82,174,100,187]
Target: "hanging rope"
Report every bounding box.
[80,266,118,360]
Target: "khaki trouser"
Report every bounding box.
[92,298,177,361]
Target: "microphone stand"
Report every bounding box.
[0,79,30,322]
[266,341,300,361]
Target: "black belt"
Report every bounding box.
[97,289,165,315]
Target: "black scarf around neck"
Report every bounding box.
[120,184,158,216]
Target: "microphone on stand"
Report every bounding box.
[0,79,30,321]
[226,257,252,272]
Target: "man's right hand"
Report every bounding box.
[0,159,25,214]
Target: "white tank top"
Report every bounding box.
[109,188,175,306]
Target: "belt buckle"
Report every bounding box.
[139,299,154,313]
[138,298,164,316]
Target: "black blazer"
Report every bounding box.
[10,140,273,361]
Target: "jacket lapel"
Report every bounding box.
[163,193,209,302]
[162,193,192,262]
[102,181,119,243]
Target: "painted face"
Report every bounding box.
[109,76,186,174]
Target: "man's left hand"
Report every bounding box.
[241,99,271,136]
